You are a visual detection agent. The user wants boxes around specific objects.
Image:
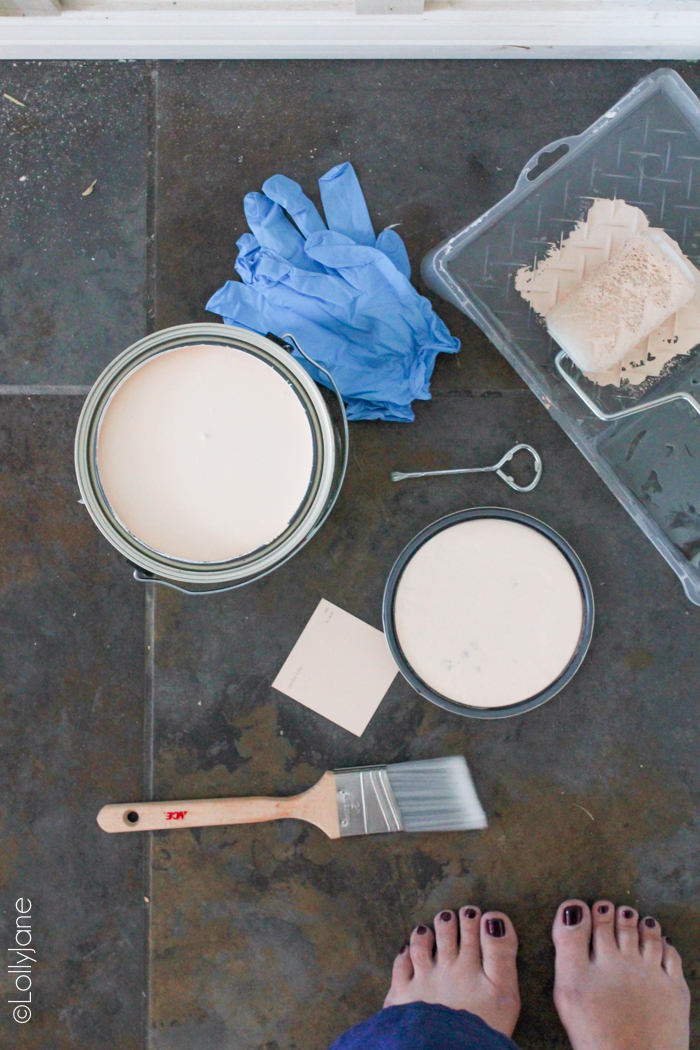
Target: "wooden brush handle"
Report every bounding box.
[96,772,340,838]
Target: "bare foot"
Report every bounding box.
[553,899,690,1050]
[383,906,521,1037]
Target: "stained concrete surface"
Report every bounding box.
[149,393,700,1050]
[1,60,150,1050]
[150,61,700,1050]
[0,62,151,385]
[2,59,700,1050]
[0,398,146,1049]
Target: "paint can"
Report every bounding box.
[382,507,594,719]
[75,323,348,593]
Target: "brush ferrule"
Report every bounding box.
[334,767,404,837]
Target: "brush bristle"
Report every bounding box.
[386,756,487,833]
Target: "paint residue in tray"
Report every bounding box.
[515,198,700,387]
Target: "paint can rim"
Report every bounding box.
[75,323,345,586]
[382,507,595,719]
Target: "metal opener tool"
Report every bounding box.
[391,443,543,492]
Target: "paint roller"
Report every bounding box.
[546,230,699,374]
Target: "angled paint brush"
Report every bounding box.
[97,756,487,838]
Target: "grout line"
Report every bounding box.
[146,61,158,335]
[143,61,158,1050]
[0,385,91,395]
[0,385,533,399]
[431,388,534,398]
[142,581,156,1050]
[144,582,156,803]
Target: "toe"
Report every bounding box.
[552,899,591,975]
[434,910,458,962]
[480,911,518,985]
[458,906,482,969]
[391,942,414,986]
[591,900,617,956]
[639,915,663,963]
[616,906,640,955]
[409,923,435,972]
[384,943,414,1006]
[662,936,685,981]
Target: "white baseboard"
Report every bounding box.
[2,1,700,60]
[0,0,59,15]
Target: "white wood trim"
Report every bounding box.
[3,1,700,58]
[356,0,424,14]
[0,0,59,14]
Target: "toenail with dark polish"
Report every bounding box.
[399,944,408,954]
[623,909,634,919]
[464,908,477,919]
[665,936,672,945]
[564,905,583,927]
[440,911,452,922]
[486,918,506,938]
[598,905,609,914]
[645,917,656,928]
[415,925,427,935]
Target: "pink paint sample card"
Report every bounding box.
[272,599,399,736]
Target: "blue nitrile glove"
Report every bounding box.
[206,162,459,422]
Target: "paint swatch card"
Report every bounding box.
[272,599,398,736]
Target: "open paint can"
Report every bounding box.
[383,507,594,719]
[75,323,347,592]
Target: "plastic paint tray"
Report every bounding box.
[422,69,700,605]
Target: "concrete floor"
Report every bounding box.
[2,60,700,1050]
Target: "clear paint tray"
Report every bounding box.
[422,68,700,605]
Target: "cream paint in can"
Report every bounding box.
[383,508,594,718]
[96,344,315,563]
[75,324,345,588]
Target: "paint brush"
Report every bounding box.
[96,756,487,837]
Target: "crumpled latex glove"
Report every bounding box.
[206,162,459,422]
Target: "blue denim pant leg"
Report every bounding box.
[329,1003,521,1050]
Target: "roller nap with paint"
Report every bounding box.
[546,231,698,375]
[96,756,487,837]
[548,228,700,431]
